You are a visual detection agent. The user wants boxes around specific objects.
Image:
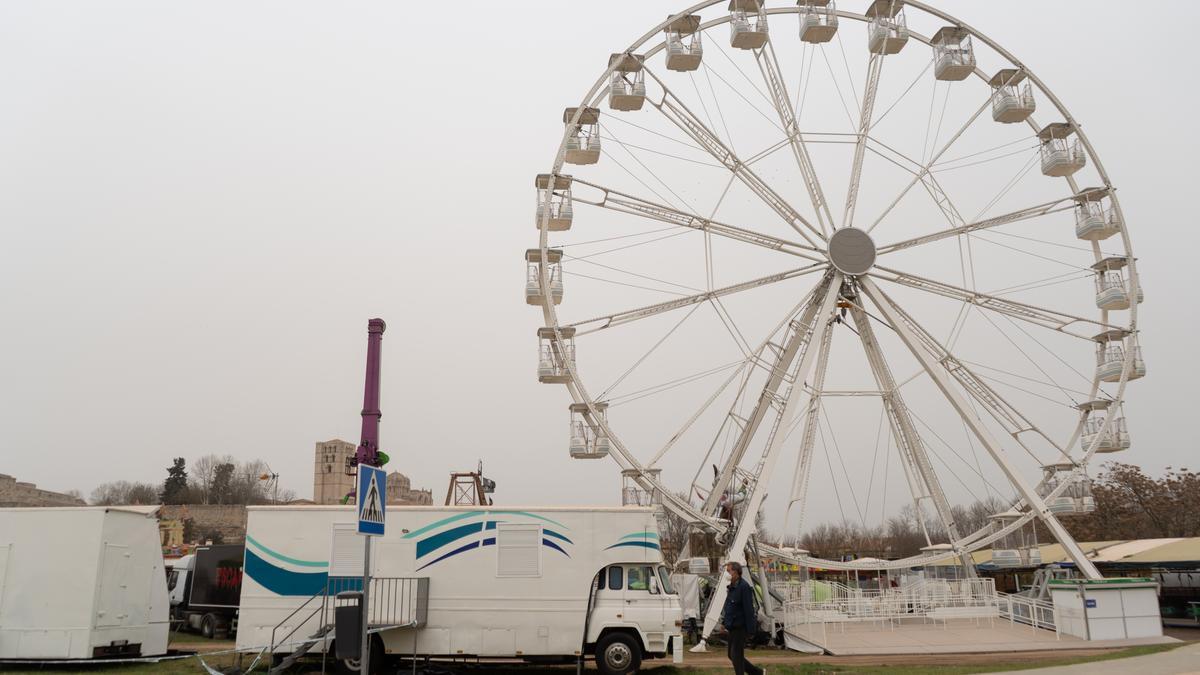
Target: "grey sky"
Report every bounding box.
[1,1,1196,531]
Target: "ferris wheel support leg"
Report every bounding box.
[782,313,834,536]
[848,300,974,575]
[695,275,844,645]
[859,277,1104,580]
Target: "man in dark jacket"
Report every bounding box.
[720,561,763,675]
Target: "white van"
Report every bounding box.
[235,505,681,674]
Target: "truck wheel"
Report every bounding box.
[596,633,641,675]
[200,614,216,639]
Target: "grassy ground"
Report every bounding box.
[0,642,1185,675]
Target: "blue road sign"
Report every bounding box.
[1085,598,1097,608]
[357,465,387,536]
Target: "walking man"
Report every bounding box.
[720,561,763,675]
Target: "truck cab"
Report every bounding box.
[589,563,682,675]
[166,545,243,639]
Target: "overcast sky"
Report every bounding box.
[1,1,1196,532]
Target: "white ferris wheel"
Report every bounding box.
[529,0,1143,635]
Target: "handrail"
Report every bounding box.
[269,585,329,664]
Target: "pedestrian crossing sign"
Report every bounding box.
[357,464,386,536]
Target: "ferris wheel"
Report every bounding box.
[530,0,1143,640]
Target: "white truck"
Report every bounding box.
[236,504,682,674]
[167,544,244,638]
[0,506,170,661]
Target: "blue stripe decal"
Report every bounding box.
[482,537,496,546]
[543,528,574,545]
[244,549,328,596]
[416,540,479,571]
[543,538,569,556]
[605,541,661,551]
[619,531,659,542]
[416,521,484,558]
[489,510,569,529]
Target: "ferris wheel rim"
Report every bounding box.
[534,1,1141,572]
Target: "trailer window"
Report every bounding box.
[496,523,541,577]
[607,565,623,590]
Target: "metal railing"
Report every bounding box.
[998,592,1058,636]
[269,576,429,660]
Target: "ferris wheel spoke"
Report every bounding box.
[872,266,1119,339]
[877,290,1068,457]
[782,314,834,536]
[752,40,835,235]
[865,90,1000,235]
[700,273,839,516]
[563,263,828,336]
[846,298,967,554]
[842,52,885,229]
[877,195,1077,255]
[643,65,827,246]
[858,277,1104,579]
[570,178,824,261]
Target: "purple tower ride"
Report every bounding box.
[355,318,387,468]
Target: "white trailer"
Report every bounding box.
[236,505,682,674]
[0,506,170,660]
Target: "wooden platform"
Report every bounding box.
[786,617,1180,656]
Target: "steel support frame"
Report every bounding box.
[859,277,1103,580]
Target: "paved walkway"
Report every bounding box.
[986,640,1200,674]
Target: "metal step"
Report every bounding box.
[269,624,333,674]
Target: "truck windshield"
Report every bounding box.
[657,565,675,594]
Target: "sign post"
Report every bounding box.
[356,464,387,670]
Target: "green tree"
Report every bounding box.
[210,463,235,505]
[160,457,189,505]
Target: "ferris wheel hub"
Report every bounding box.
[827,227,877,276]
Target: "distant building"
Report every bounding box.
[313,439,356,505]
[312,439,432,506]
[386,471,433,506]
[0,473,85,507]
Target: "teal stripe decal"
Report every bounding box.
[402,511,482,539]
[246,534,328,568]
[619,531,659,541]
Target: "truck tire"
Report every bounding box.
[200,613,217,639]
[596,633,641,675]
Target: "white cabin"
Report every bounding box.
[798,0,838,44]
[608,54,647,112]
[1077,399,1131,454]
[538,326,576,384]
[1093,329,1146,383]
[1037,464,1096,516]
[865,0,908,55]
[664,14,703,72]
[525,248,564,306]
[989,69,1036,123]
[621,469,663,507]
[1073,187,1122,241]
[729,0,769,50]
[236,505,681,672]
[569,402,611,459]
[1039,122,1086,177]
[563,107,602,166]
[1091,256,1143,311]
[535,173,574,231]
[988,510,1041,568]
[931,27,975,81]
[0,507,169,661]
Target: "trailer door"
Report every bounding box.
[96,544,132,627]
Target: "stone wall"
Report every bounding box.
[0,473,86,507]
[158,504,248,544]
